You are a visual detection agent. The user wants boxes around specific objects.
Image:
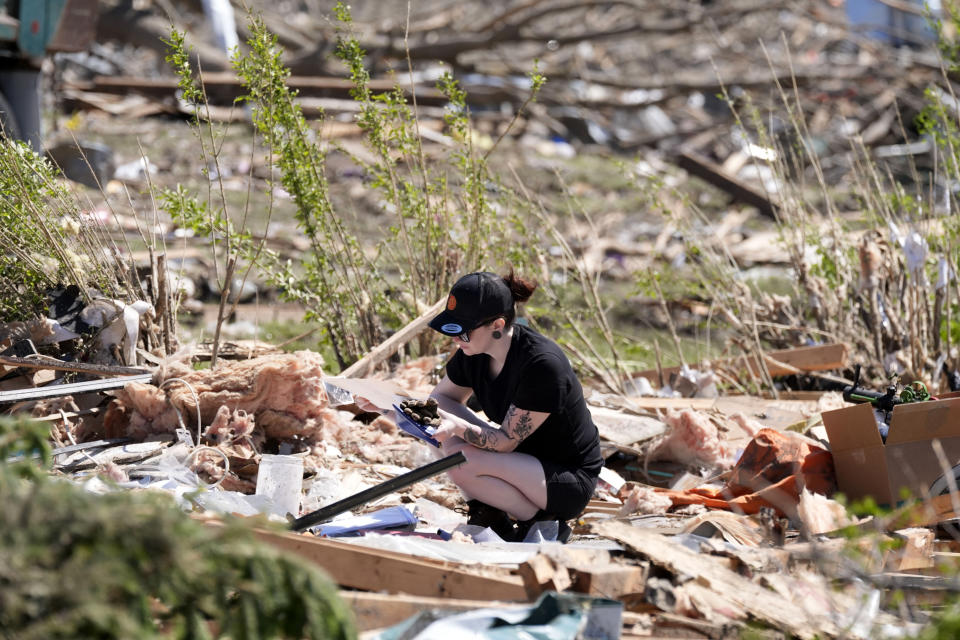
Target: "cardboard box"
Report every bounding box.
[822,396,960,505]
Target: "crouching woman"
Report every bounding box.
[427,270,602,542]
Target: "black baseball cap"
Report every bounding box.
[429,272,514,337]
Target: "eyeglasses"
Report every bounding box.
[453,316,502,343]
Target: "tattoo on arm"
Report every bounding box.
[463,424,510,451]
[502,404,535,441]
[514,410,535,439]
[460,404,540,452]
[462,425,491,449]
[502,405,518,439]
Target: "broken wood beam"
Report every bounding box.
[596,520,837,639]
[518,553,573,599]
[75,73,447,106]
[51,437,131,457]
[631,342,849,387]
[674,148,778,218]
[0,355,150,377]
[253,529,528,600]
[340,296,446,378]
[0,373,153,405]
[886,528,935,572]
[570,562,647,598]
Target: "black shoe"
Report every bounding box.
[514,509,572,544]
[557,519,572,543]
[465,499,517,540]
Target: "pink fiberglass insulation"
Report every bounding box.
[105,351,329,442]
[204,405,256,445]
[104,381,181,440]
[650,409,734,469]
[728,412,763,438]
[385,355,443,396]
[619,484,673,515]
[165,350,328,426]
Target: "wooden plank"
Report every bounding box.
[571,563,647,598]
[253,529,528,601]
[596,521,836,639]
[621,397,717,410]
[870,572,960,591]
[582,503,622,516]
[518,554,572,599]
[341,591,527,632]
[51,437,130,456]
[34,407,103,422]
[887,528,935,571]
[342,591,651,633]
[631,343,849,386]
[78,73,447,105]
[0,373,153,404]
[674,148,778,218]
[889,492,960,528]
[0,355,150,377]
[341,297,446,378]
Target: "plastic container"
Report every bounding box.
[255,454,303,517]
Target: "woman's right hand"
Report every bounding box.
[433,409,468,444]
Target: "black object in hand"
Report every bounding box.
[398,397,442,427]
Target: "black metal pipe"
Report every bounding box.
[290,451,466,532]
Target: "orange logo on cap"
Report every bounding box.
[447,295,457,311]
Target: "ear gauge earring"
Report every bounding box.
[492,330,502,339]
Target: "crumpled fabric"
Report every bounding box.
[656,428,836,519]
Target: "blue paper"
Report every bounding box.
[311,505,418,537]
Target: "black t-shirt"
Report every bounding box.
[445,324,603,476]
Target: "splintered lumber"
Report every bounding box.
[631,342,848,386]
[253,529,528,601]
[79,73,447,105]
[518,553,573,598]
[596,520,837,639]
[0,355,150,377]
[571,562,647,598]
[887,528,935,572]
[341,296,447,378]
[674,148,778,218]
[0,373,153,404]
[583,499,624,516]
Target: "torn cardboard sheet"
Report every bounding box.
[822,396,960,505]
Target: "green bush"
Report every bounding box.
[0,417,355,639]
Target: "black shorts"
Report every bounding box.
[540,461,599,521]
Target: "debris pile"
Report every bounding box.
[2,329,958,638]
[3,1,960,638]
